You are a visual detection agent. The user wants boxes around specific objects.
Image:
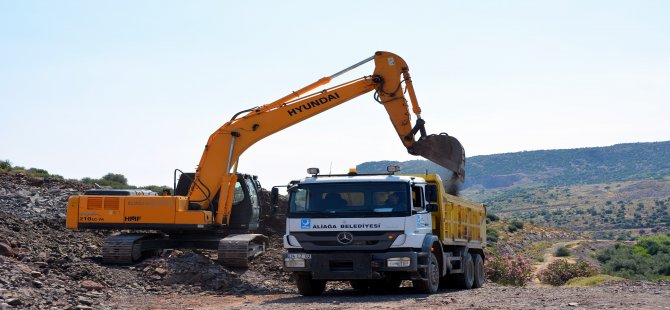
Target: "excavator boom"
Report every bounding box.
[188,51,466,223]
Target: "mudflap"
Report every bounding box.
[409,133,465,181]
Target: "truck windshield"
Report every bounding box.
[287,182,410,218]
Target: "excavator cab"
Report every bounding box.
[174,172,262,231]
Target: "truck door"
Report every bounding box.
[412,185,431,232]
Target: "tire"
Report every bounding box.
[473,254,485,288]
[350,280,369,291]
[455,253,474,289]
[413,252,440,294]
[295,273,326,296]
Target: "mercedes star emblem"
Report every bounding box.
[336,232,354,245]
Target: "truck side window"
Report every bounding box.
[412,186,424,212]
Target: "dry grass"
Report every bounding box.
[565,274,624,287]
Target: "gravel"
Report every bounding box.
[2,171,670,309]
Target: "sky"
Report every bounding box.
[1,0,669,189]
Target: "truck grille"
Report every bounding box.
[291,231,400,251]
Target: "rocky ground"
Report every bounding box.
[1,171,669,309]
[0,172,301,309]
[109,280,670,310]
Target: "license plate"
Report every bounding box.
[287,253,311,259]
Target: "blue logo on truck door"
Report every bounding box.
[300,219,311,229]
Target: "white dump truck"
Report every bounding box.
[275,167,486,295]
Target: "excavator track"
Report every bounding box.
[217,234,269,268]
[102,233,163,264]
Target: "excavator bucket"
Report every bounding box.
[409,133,466,182]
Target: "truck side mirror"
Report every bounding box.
[426,203,439,212]
[270,187,279,207]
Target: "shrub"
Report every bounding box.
[487,228,499,243]
[486,213,499,222]
[538,259,599,286]
[554,246,570,257]
[565,274,624,287]
[0,160,11,171]
[82,173,133,189]
[596,235,670,280]
[511,220,524,229]
[485,254,534,286]
[102,173,128,185]
[28,168,50,178]
[507,224,518,233]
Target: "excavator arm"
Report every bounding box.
[188,51,465,225]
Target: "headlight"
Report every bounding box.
[386,257,411,268]
[284,258,306,268]
[287,235,301,247]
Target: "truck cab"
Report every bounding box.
[279,167,486,295]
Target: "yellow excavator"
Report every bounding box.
[65,51,465,267]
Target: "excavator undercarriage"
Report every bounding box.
[101,232,268,267]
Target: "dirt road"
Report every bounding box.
[108,280,670,310]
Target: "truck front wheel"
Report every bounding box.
[295,273,326,296]
[413,252,439,294]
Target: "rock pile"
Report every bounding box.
[0,172,294,309]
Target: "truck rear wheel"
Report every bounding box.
[295,273,326,296]
[455,253,474,289]
[413,252,439,294]
[473,254,484,288]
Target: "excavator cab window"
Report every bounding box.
[232,181,245,205]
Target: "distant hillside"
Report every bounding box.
[357,141,670,190]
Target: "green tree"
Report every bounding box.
[102,173,128,185]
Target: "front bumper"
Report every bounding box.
[283,251,418,280]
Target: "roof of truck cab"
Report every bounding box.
[297,174,425,184]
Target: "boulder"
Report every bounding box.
[0,242,14,257]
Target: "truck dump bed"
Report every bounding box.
[409,174,486,249]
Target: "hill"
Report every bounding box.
[357,141,670,189]
[357,141,670,239]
